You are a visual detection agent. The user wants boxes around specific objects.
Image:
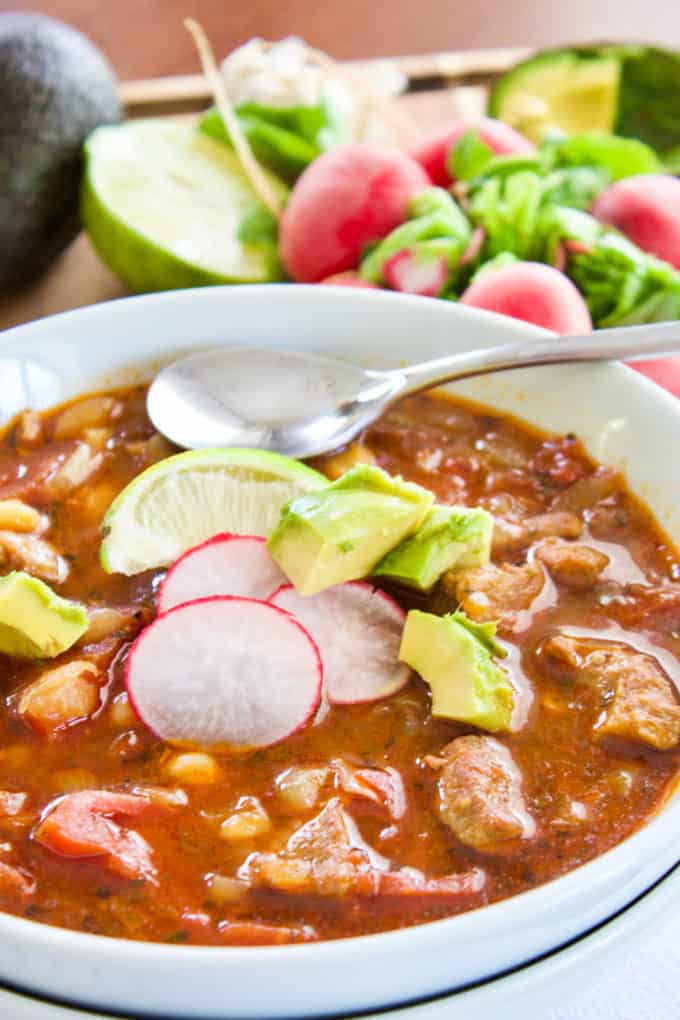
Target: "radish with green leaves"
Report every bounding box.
[410,118,534,188]
[319,272,379,288]
[460,260,592,334]
[591,174,680,270]
[280,143,429,282]
[382,248,448,297]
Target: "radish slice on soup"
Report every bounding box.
[126,597,322,749]
[158,534,285,612]
[269,582,410,705]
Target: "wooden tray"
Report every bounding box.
[0,46,529,333]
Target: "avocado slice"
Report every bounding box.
[373,505,493,592]
[0,572,89,658]
[488,50,620,144]
[399,609,514,732]
[267,465,433,596]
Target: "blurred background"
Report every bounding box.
[2,0,679,78]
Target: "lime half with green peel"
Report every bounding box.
[100,448,328,575]
[489,50,620,144]
[82,120,287,293]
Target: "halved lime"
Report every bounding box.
[100,448,327,575]
[82,120,287,293]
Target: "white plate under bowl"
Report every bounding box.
[0,285,678,1019]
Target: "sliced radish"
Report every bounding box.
[383,248,448,297]
[158,534,285,612]
[126,597,322,750]
[269,582,410,705]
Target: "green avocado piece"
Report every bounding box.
[399,609,514,732]
[0,572,89,659]
[267,465,433,596]
[488,50,620,144]
[374,505,493,591]
[0,13,121,290]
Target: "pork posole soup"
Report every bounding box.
[0,385,677,946]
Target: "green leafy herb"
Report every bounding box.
[199,102,330,182]
[547,131,660,180]
[237,206,280,245]
[359,188,471,284]
[449,610,508,658]
[447,130,495,181]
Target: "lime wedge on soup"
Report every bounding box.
[100,448,327,576]
[81,120,287,292]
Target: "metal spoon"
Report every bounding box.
[147,320,680,459]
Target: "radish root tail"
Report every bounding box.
[184,18,283,220]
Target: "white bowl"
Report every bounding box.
[0,285,678,1019]
[1,862,678,1019]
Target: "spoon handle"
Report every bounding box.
[398,319,680,395]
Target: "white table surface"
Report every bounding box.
[0,907,677,1020]
[550,911,680,1020]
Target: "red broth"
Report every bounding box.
[0,386,676,945]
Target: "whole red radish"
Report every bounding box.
[629,358,680,398]
[460,261,592,334]
[411,118,534,188]
[319,272,379,288]
[591,175,680,270]
[280,144,429,282]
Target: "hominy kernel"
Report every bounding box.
[108,692,138,729]
[206,874,249,904]
[51,768,97,792]
[166,752,222,785]
[0,500,42,533]
[219,797,271,842]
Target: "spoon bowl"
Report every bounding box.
[147,319,680,459]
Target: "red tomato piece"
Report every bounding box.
[0,860,35,898]
[35,790,156,880]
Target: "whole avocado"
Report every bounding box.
[0,13,121,289]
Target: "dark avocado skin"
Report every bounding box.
[0,13,121,290]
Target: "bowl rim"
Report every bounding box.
[1,859,678,1020]
[0,285,678,1018]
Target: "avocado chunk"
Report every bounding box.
[267,465,433,596]
[0,13,121,289]
[399,609,514,732]
[488,50,620,144]
[0,572,89,658]
[374,505,493,591]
